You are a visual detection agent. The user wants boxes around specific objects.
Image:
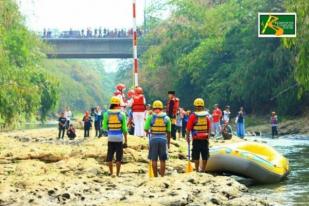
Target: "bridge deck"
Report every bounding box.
[43,38,135,59]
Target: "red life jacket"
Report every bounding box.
[166,97,179,116]
[132,94,146,112]
[192,111,209,140]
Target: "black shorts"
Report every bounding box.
[175,126,182,132]
[106,142,123,162]
[192,139,209,161]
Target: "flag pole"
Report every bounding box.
[132,0,139,87]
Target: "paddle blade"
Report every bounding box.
[186,161,193,173]
[148,161,154,178]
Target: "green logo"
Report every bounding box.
[258,13,296,37]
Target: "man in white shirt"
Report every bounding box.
[64,107,72,129]
[222,105,231,123]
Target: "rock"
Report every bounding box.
[86,168,99,176]
[210,197,220,205]
[0,129,275,206]
[188,178,196,184]
[178,153,186,160]
[169,191,178,196]
[62,193,70,199]
[48,190,55,196]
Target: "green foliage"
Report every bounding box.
[42,60,114,112]
[0,0,59,127]
[283,0,309,94]
[139,0,308,115]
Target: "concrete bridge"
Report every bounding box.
[43,38,136,59]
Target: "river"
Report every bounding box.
[246,135,309,206]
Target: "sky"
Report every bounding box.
[18,0,146,31]
[18,0,149,72]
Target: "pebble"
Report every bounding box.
[62,193,70,199]
[48,190,55,196]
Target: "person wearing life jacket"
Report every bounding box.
[186,98,211,172]
[144,100,171,177]
[127,89,135,135]
[114,83,127,109]
[129,86,146,137]
[102,96,128,177]
[271,111,278,138]
[166,91,180,140]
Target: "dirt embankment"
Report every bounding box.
[0,128,274,206]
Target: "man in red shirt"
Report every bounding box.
[186,98,211,172]
[166,91,180,140]
[212,104,222,138]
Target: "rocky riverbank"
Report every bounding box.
[0,128,275,206]
[246,114,309,136]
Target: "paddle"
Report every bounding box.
[148,133,154,178]
[185,141,193,173]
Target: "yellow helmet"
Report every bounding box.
[110,96,121,105]
[152,100,163,109]
[193,98,205,107]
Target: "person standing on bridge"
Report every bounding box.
[166,91,180,140]
[129,86,146,137]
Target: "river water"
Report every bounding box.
[246,135,309,206]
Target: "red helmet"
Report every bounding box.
[127,89,135,98]
[134,86,143,94]
[116,83,126,91]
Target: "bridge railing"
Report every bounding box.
[40,28,143,39]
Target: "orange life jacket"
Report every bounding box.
[132,94,146,112]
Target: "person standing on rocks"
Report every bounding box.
[64,107,72,129]
[103,96,128,177]
[176,109,183,140]
[271,111,278,138]
[82,111,92,138]
[181,109,190,139]
[58,112,67,139]
[94,106,103,137]
[222,105,231,124]
[144,100,171,177]
[236,107,245,138]
[166,91,180,140]
[186,98,211,173]
[212,104,222,138]
[114,83,127,110]
[131,86,146,137]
